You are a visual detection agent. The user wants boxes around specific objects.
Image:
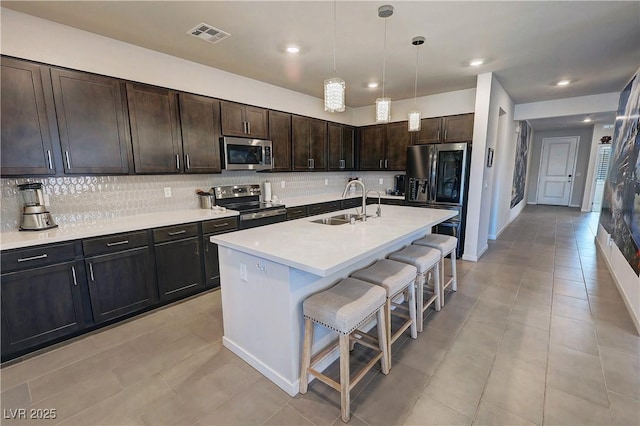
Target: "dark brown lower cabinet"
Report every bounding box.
[203,234,220,289]
[1,261,85,357]
[85,247,156,323]
[155,237,204,301]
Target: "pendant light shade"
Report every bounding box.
[376,98,391,123]
[375,5,393,123]
[324,0,345,113]
[324,77,346,112]
[408,36,425,132]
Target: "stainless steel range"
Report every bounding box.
[213,184,286,229]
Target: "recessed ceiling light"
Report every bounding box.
[469,59,484,67]
[556,80,571,86]
[583,118,592,123]
[368,82,379,88]
[286,46,300,54]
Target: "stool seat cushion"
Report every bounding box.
[351,259,417,296]
[388,245,440,273]
[413,234,457,254]
[303,278,386,335]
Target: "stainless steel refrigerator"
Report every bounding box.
[405,142,471,258]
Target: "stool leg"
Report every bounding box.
[440,256,446,307]
[384,298,392,370]
[450,251,457,291]
[339,333,351,423]
[416,273,424,333]
[299,319,314,394]
[408,280,417,339]
[377,307,390,375]
[434,262,441,312]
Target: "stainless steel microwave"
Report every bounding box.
[221,137,273,171]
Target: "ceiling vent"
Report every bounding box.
[187,23,230,44]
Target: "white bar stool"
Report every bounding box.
[299,277,389,423]
[388,245,442,332]
[413,234,458,307]
[351,259,418,369]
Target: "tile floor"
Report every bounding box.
[1,205,639,425]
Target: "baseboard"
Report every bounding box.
[527,201,537,205]
[462,244,488,262]
[569,204,580,208]
[595,239,640,335]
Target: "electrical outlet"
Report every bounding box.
[163,187,172,198]
[379,178,384,185]
[280,180,286,189]
[240,264,248,281]
[324,179,328,186]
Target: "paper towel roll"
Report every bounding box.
[263,181,272,202]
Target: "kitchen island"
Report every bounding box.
[211,204,455,396]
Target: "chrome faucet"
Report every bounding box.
[342,179,367,220]
[366,190,382,218]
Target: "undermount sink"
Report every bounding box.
[310,213,374,225]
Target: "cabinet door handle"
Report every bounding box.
[47,150,53,170]
[308,159,312,169]
[437,129,441,140]
[340,159,345,169]
[89,262,95,282]
[65,151,71,170]
[444,129,447,141]
[176,155,180,170]
[379,159,383,168]
[168,230,187,236]
[385,159,388,169]
[71,266,78,286]
[106,240,129,247]
[17,253,48,262]
[213,222,229,228]
[247,122,251,135]
[186,154,191,170]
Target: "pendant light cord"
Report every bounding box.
[332,0,337,75]
[414,45,419,105]
[382,18,387,98]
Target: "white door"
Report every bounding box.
[537,136,578,206]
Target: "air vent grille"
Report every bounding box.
[187,23,230,44]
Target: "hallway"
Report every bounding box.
[1,205,638,425]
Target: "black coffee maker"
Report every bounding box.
[393,175,406,196]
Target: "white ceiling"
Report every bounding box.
[3,1,639,129]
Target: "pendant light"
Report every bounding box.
[375,5,393,123]
[324,0,345,113]
[408,36,425,132]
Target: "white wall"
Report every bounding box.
[351,88,476,127]
[514,93,620,120]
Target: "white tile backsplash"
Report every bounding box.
[1,171,399,232]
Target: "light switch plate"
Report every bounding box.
[280,180,286,189]
[164,187,172,197]
[240,264,248,281]
[324,179,328,186]
[379,178,384,185]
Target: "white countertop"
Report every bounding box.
[211,205,455,277]
[0,209,239,251]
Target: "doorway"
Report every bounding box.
[536,136,579,206]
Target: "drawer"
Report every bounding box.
[307,201,341,216]
[1,242,77,273]
[83,231,149,256]
[202,217,238,235]
[153,223,199,244]
[342,198,362,209]
[286,206,307,220]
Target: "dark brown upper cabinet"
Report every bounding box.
[328,123,355,171]
[127,83,182,174]
[385,121,412,170]
[292,116,327,171]
[51,68,131,174]
[178,94,222,174]
[268,111,292,171]
[220,101,269,139]
[1,57,57,176]
[414,113,474,144]
[359,122,410,171]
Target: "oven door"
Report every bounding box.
[238,208,286,229]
